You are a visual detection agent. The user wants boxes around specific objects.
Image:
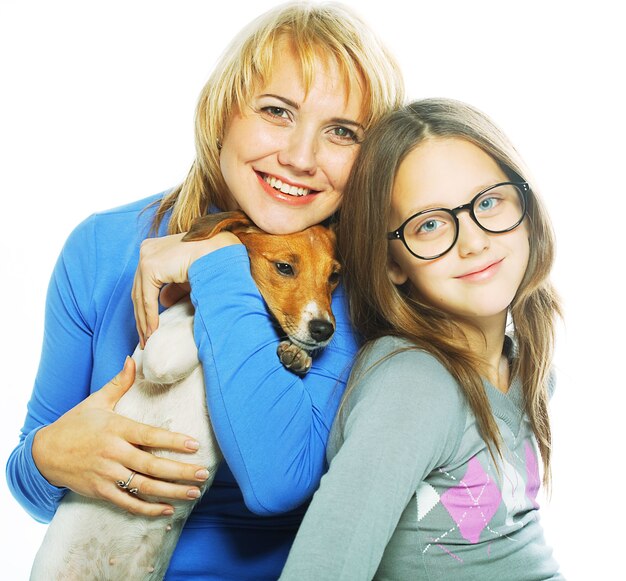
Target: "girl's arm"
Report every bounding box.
[188,245,358,515]
[279,343,465,579]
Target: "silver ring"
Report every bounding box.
[115,471,136,491]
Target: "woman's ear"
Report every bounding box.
[387,255,408,286]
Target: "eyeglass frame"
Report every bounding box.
[386,181,530,260]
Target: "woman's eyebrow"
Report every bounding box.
[259,94,300,109]
[332,118,365,131]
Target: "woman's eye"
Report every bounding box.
[275,262,295,276]
[329,126,360,144]
[261,106,290,120]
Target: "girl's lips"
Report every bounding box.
[456,259,504,282]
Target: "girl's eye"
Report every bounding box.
[417,219,444,235]
[476,196,500,213]
[406,212,452,240]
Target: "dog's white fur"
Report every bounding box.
[30,298,220,580]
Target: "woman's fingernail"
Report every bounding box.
[185,439,200,451]
[187,488,201,499]
[162,508,174,516]
[195,469,209,481]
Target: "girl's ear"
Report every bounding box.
[386,255,408,286]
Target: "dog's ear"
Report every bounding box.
[319,221,337,245]
[183,210,259,241]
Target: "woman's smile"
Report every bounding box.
[256,171,321,205]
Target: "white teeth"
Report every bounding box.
[263,174,310,196]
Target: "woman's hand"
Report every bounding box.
[132,231,241,347]
[32,358,210,517]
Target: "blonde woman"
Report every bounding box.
[6,3,403,578]
[281,99,563,580]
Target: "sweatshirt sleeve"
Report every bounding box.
[188,245,358,515]
[5,217,98,522]
[279,342,466,580]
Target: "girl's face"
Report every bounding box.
[219,39,365,234]
[387,138,530,331]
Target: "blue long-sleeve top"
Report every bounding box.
[6,193,358,579]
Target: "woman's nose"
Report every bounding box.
[456,213,490,257]
[277,126,317,174]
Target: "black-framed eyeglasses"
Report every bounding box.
[387,182,529,260]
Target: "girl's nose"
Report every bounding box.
[456,213,490,257]
[277,126,317,174]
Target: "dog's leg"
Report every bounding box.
[139,298,199,384]
[277,341,312,375]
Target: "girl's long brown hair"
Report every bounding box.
[149,2,404,235]
[337,99,561,485]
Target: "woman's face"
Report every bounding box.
[387,138,530,331]
[219,39,365,234]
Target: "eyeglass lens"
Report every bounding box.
[403,183,525,259]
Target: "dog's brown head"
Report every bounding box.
[184,211,341,351]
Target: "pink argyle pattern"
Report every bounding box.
[524,440,540,509]
[440,456,502,543]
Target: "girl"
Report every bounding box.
[6,3,404,578]
[280,99,564,580]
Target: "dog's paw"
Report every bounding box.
[277,341,312,375]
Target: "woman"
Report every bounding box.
[6,3,404,578]
[280,99,563,579]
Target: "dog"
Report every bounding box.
[30,211,341,580]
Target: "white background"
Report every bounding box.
[1,0,623,578]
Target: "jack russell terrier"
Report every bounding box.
[30,210,341,580]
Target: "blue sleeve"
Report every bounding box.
[188,245,358,515]
[5,217,97,522]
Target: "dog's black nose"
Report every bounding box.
[309,319,334,342]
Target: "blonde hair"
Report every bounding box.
[338,98,561,485]
[152,1,404,234]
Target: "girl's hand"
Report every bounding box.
[132,231,240,347]
[32,358,210,517]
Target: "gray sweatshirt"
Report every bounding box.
[280,336,563,580]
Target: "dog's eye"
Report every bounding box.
[329,271,341,285]
[275,262,295,276]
